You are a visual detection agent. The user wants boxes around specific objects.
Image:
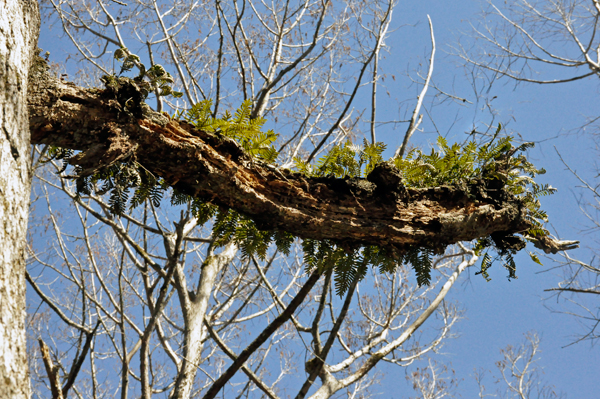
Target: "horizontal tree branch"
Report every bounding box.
[545,287,600,295]
[27,57,539,254]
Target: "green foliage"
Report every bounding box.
[273,231,295,256]
[529,252,543,266]
[504,254,517,280]
[44,55,555,296]
[363,245,397,274]
[391,127,549,202]
[234,219,273,260]
[113,47,183,100]
[296,124,555,286]
[405,248,434,287]
[299,238,435,294]
[301,239,365,295]
[189,199,218,225]
[393,137,481,188]
[44,147,73,174]
[333,254,367,297]
[294,139,386,178]
[476,253,492,282]
[295,126,553,241]
[177,99,279,162]
[70,158,163,215]
[130,168,164,209]
[475,251,519,282]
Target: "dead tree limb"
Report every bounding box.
[27,59,556,255]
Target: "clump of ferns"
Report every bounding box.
[43,50,556,291]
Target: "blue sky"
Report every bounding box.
[371,2,600,397]
[36,0,599,397]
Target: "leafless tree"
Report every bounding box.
[453,0,600,85]
[451,0,600,141]
[406,359,460,399]
[543,152,600,345]
[405,333,564,398]
[453,0,600,345]
[495,332,564,399]
[24,0,489,398]
[474,332,566,399]
[27,153,477,399]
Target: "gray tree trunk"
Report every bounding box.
[0,0,40,397]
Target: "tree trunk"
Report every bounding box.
[171,242,237,399]
[0,0,40,397]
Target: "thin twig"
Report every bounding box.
[396,15,435,158]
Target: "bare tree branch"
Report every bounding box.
[396,14,435,159]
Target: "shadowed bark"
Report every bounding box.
[27,58,534,255]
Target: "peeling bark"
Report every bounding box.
[27,59,532,255]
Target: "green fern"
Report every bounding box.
[171,189,194,206]
[44,147,74,174]
[476,252,493,282]
[504,254,518,280]
[191,201,216,225]
[404,247,433,286]
[42,53,559,294]
[130,170,162,208]
[296,139,387,179]
[179,99,279,163]
[273,231,294,256]
[235,219,273,260]
[333,251,367,296]
[363,245,397,274]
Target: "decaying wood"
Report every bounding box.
[38,339,64,399]
[27,57,552,255]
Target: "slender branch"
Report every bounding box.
[252,255,310,332]
[26,271,90,332]
[62,321,101,398]
[307,6,389,163]
[296,271,359,399]
[151,0,194,104]
[203,318,280,399]
[311,270,333,354]
[140,238,182,399]
[202,269,322,399]
[38,339,64,399]
[395,15,435,159]
[545,287,600,295]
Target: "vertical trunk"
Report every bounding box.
[171,242,237,399]
[0,1,40,397]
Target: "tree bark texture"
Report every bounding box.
[27,65,532,255]
[0,1,40,398]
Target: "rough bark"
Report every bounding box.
[0,1,40,398]
[27,63,533,255]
